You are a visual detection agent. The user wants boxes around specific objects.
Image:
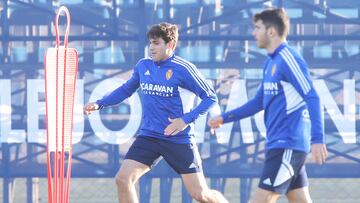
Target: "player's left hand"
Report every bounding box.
[164,117,187,136]
[311,143,328,164]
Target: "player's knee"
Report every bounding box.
[192,192,207,202]
[115,172,132,189]
[287,187,312,203]
[189,189,208,202]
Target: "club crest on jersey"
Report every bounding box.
[166,69,173,80]
[271,64,276,76]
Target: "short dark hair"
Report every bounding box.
[147,22,179,50]
[253,8,290,37]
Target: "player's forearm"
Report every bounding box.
[306,94,325,144]
[222,97,263,123]
[182,96,217,124]
[96,86,132,108]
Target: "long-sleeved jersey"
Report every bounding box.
[222,43,324,152]
[96,54,217,144]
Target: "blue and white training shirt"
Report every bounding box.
[96,54,217,144]
[222,43,324,152]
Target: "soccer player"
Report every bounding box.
[84,23,228,203]
[208,8,328,203]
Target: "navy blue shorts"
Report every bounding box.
[258,148,308,194]
[125,136,202,174]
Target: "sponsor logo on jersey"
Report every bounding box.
[140,82,174,97]
[264,82,278,91]
[264,82,279,95]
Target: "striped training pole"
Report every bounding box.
[44,6,78,203]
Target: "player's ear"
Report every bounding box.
[267,27,273,36]
[268,27,277,37]
[167,40,174,50]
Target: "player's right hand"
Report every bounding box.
[83,102,99,115]
[311,143,328,165]
[208,116,224,129]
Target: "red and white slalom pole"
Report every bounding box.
[44,6,78,203]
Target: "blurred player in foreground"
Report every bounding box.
[208,8,327,203]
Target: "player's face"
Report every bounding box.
[252,20,270,49]
[149,37,172,62]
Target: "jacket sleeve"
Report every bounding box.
[222,83,264,123]
[180,64,218,124]
[280,52,324,144]
[96,64,140,109]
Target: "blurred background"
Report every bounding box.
[0,0,359,202]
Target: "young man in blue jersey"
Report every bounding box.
[208,9,328,203]
[84,23,228,203]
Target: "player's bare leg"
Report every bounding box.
[115,159,150,203]
[249,188,280,203]
[182,172,228,203]
[286,187,312,203]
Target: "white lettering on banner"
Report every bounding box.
[0,79,357,144]
[314,79,356,143]
[0,80,26,143]
[72,80,85,144]
[27,79,46,143]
